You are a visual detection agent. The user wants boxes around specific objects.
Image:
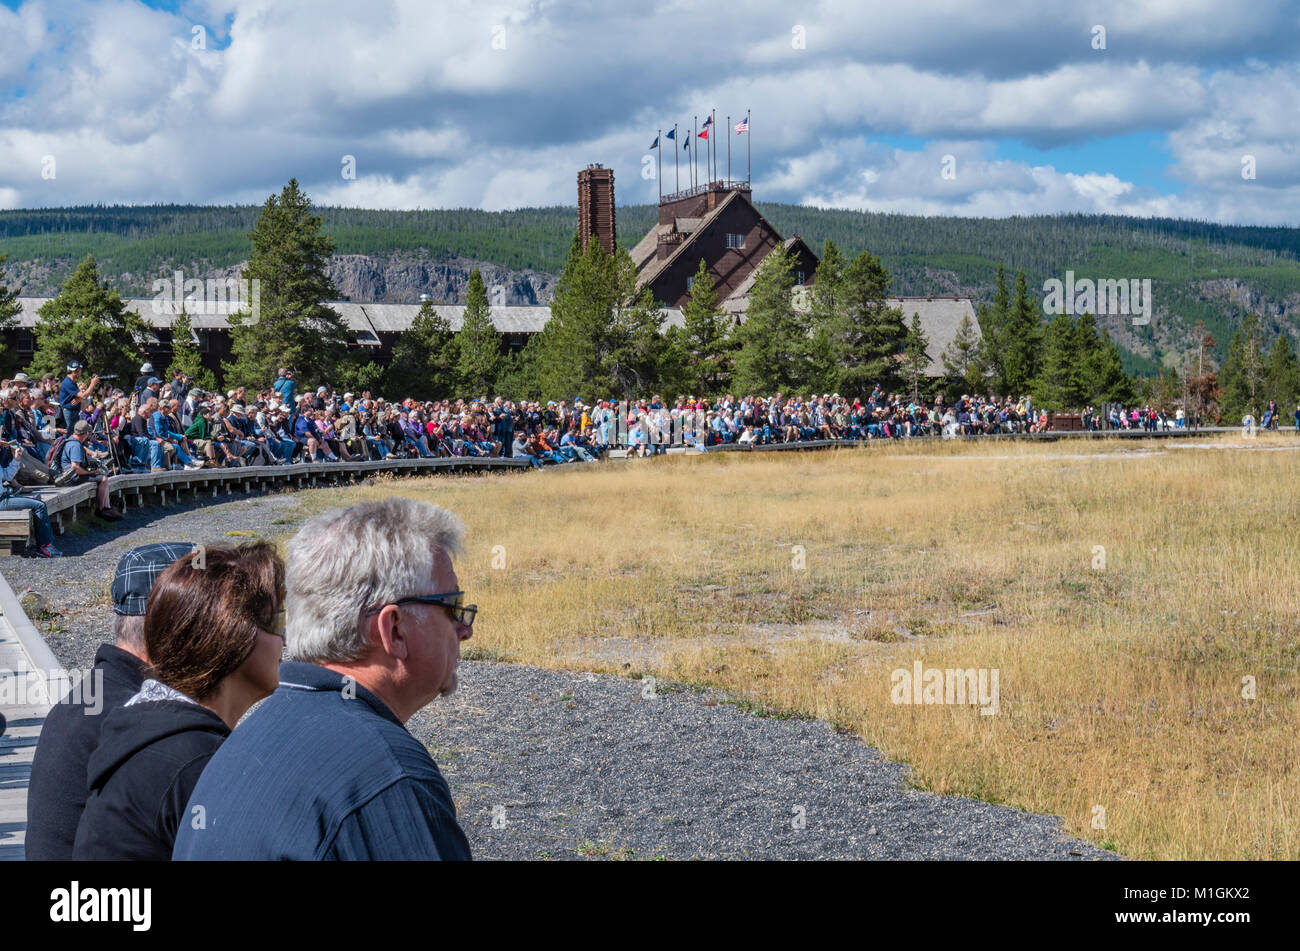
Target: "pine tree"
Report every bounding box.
[806,239,846,392]
[1219,313,1266,419]
[534,234,616,401]
[838,250,906,396]
[731,246,806,394]
[30,255,147,380]
[167,305,217,390]
[1033,314,1084,410]
[456,268,503,397]
[677,257,732,396]
[980,264,1011,391]
[1264,333,1300,417]
[1000,270,1042,397]
[533,235,670,402]
[902,312,931,403]
[0,253,20,372]
[223,179,353,390]
[384,299,458,400]
[940,312,986,397]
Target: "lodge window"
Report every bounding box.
[726,233,745,249]
[795,270,805,285]
[17,330,34,353]
[686,275,695,291]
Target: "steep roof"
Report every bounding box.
[634,189,745,292]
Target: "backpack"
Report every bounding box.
[45,433,71,472]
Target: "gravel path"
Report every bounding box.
[4,490,1115,860]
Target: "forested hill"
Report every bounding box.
[2,203,1299,375]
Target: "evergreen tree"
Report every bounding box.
[384,299,458,400]
[605,247,671,399]
[223,179,353,390]
[494,339,541,401]
[806,238,846,392]
[167,305,217,390]
[1033,314,1084,410]
[676,257,733,396]
[1218,313,1267,419]
[838,250,906,396]
[901,312,931,403]
[0,253,20,372]
[731,246,806,394]
[1000,269,1042,397]
[1263,332,1300,416]
[30,255,147,380]
[940,312,986,397]
[533,235,669,402]
[456,269,503,397]
[979,264,1011,391]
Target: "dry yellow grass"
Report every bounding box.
[288,434,1300,860]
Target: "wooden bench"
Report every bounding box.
[0,510,32,555]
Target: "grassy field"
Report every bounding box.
[283,434,1300,860]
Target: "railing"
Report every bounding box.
[659,179,750,204]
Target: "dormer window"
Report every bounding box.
[725,233,745,249]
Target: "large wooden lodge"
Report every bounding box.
[8,166,978,383]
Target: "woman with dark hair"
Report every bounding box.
[72,541,285,861]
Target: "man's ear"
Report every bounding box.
[373,604,409,660]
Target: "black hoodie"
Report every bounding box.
[72,696,229,861]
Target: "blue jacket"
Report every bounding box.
[172,661,471,861]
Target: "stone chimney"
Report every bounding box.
[577,164,616,255]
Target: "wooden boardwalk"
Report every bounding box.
[0,570,62,861]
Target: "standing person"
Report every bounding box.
[72,541,285,861]
[0,439,60,556]
[173,498,473,861]
[58,363,99,434]
[25,543,195,859]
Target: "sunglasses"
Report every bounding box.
[365,590,477,627]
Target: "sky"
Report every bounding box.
[0,0,1298,224]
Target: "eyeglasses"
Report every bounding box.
[365,590,476,627]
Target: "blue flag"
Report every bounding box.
[649,135,658,149]
[665,128,675,140]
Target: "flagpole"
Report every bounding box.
[747,109,751,184]
[657,128,662,203]
[693,115,697,190]
[712,108,717,185]
[673,123,679,195]
[727,114,731,186]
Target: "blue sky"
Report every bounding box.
[0,1,1297,223]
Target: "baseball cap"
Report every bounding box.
[66,362,81,371]
[72,420,89,434]
[147,377,161,386]
[112,542,196,616]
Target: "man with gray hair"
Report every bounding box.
[173,497,474,860]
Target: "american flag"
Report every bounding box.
[734,117,749,134]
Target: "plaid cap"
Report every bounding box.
[112,542,197,616]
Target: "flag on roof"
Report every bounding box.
[734,117,749,133]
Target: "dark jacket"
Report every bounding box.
[25,644,147,860]
[172,661,470,861]
[72,693,229,861]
